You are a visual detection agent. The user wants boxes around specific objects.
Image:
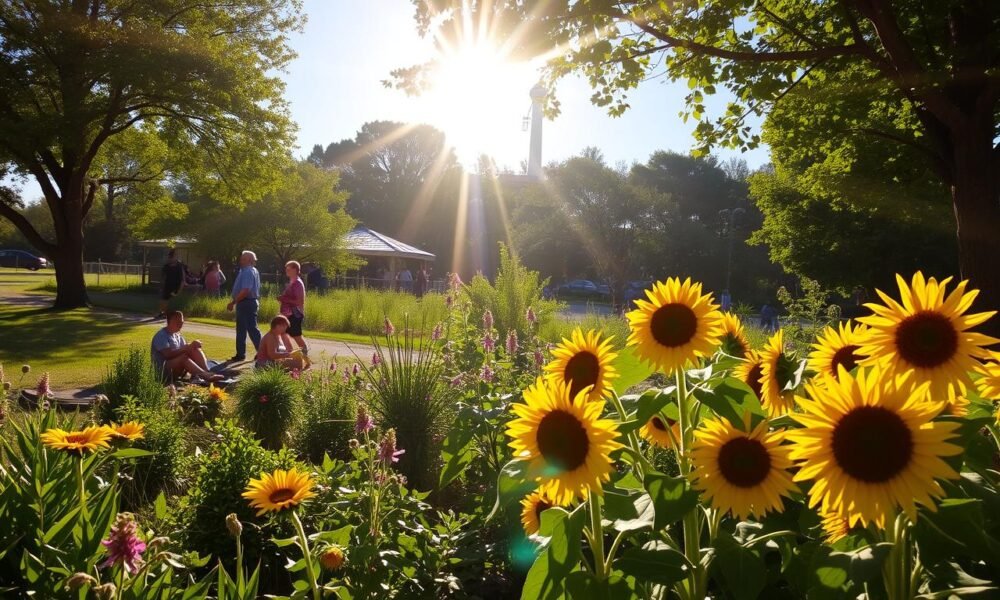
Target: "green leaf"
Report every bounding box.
[644,471,700,529]
[612,346,655,394]
[617,388,673,435]
[111,448,154,459]
[615,545,689,585]
[153,492,168,520]
[602,489,655,532]
[692,377,764,425]
[438,408,477,489]
[914,497,1000,566]
[521,505,586,600]
[565,571,633,598]
[712,532,766,600]
[489,459,537,520]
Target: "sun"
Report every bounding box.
[420,41,540,165]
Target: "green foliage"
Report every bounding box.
[293,369,359,463]
[174,385,225,426]
[775,276,841,350]
[115,396,188,509]
[363,322,458,489]
[463,243,559,339]
[100,346,167,421]
[234,366,302,449]
[179,420,296,573]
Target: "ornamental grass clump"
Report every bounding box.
[293,369,359,463]
[235,366,302,449]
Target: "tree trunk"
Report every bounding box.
[950,122,1000,337]
[51,186,90,308]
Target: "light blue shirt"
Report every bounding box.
[232,266,260,301]
[151,327,185,374]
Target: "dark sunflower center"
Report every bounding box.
[651,416,675,431]
[269,488,296,504]
[66,433,89,444]
[717,437,771,488]
[534,500,552,523]
[832,406,913,483]
[830,345,862,375]
[650,303,698,348]
[564,351,600,400]
[746,363,764,399]
[895,311,958,369]
[536,410,590,472]
[721,333,748,358]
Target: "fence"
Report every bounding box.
[83,261,147,287]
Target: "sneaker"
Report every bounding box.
[229,355,246,362]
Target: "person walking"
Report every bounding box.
[157,248,186,319]
[226,250,262,362]
[203,260,226,296]
[415,265,428,298]
[277,260,309,357]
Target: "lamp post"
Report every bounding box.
[719,207,745,292]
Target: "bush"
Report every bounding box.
[115,395,187,509]
[234,366,301,449]
[364,321,457,490]
[293,369,359,463]
[100,346,166,421]
[174,384,226,425]
[179,419,296,571]
[462,243,560,340]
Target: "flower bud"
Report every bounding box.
[93,583,117,600]
[21,364,30,374]
[225,513,242,538]
[65,572,97,591]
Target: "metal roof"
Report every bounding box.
[343,226,435,262]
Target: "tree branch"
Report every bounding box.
[0,200,56,254]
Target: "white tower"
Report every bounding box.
[527,83,546,179]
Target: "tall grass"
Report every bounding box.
[539,313,632,348]
[100,346,167,421]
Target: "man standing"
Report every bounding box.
[157,248,186,318]
[151,311,223,382]
[227,250,262,362]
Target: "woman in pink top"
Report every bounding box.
[277,260,308,356]
[203,261,226,296]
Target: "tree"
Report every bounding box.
[0,1,301,307]
[400,0,1000,331]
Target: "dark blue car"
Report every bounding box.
[0,249,47,270]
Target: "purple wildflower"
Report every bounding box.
[481,364,496,383]
[482,333,495,353]
[431,323,443,341]
[383,317,395,336]
[526,307,537,324]
[36,372,51,399]
[482,310,494,330]
[378,429,405,464]
[342,370,351,383]
[445,295,454,309]
[449,374,464,387]
[329,362,338,373]
[533,349,545,367]
[505,330,519,355]
[449,272,463,292]
[289,369,301,380]
[101,513,146,574]
[372,352,382,366]
[355,404,375,435]
[352,363,361,376]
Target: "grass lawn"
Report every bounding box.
[0,302,235,391]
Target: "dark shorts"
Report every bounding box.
[287,313,304,337]
[161,286,180,301]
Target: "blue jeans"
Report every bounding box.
[235,299,261,358]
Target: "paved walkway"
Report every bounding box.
[0,289,373,397]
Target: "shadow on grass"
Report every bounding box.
[0,304,151,365]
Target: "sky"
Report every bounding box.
[287,0,770,171]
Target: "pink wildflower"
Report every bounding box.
[355,404,375,435]
[431,323,443,341]
[482,333,495,353]
[481,364,496,383]
[482,310,494,330]
[259,394,269,404]
[372,352,382,366]
[449,272,463,292]
[352,363,361,376]
[378,429,405,464]
[533,349,545,367]
[329,363,338,373]
[505,330,519,355]
[101,513,146,574]
[383,317,395,336]
[289,369,301,380]
[36,372,51,399]
[449,374,464,387]
[526,307,537,324]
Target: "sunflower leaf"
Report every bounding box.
[692,377,764,426]
[612,346,655,394]
[615,545,689,585]
[644,471,699,529]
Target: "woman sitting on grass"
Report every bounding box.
[255,315,305,371]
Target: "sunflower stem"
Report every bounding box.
[610,391,646,480]
[291,510,321,600]
[675,369,703,599]
[587,493,608,579]
[75,457,87,519]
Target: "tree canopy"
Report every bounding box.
[0,0,303,306]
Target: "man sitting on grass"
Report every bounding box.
[151,311,224,383]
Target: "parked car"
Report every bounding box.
[0,249,47,270]
[558,279,599,296]
[623,280,653,309]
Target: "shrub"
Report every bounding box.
[234,366,301,449]
[174,384,226,425]
[363,321,458,489]
[463,243,560,339]
[100,346,166,421]
[115,395,187,509]
[293,369,358,463]
[179,419,296,572]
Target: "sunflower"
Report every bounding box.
[759,330,798,417]
[108,421,145,441]
[639,413,680,449]
[506,378,622,505]
[242,468,317,516]
[733,350,765,400]
[858,272,998,399]
[207,384,229,403]
[788,366,961,527]
[40,426,114,455]
[719,312,750,358]
[319,545,346,571]
[520,490,557,536]
[818,508,852,544]
[945,387,970,417]
[975,351,1000,401]
[689,415,797,520]
[544,328,618,402]
[808,322,868,380]
[626,277,723,374]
